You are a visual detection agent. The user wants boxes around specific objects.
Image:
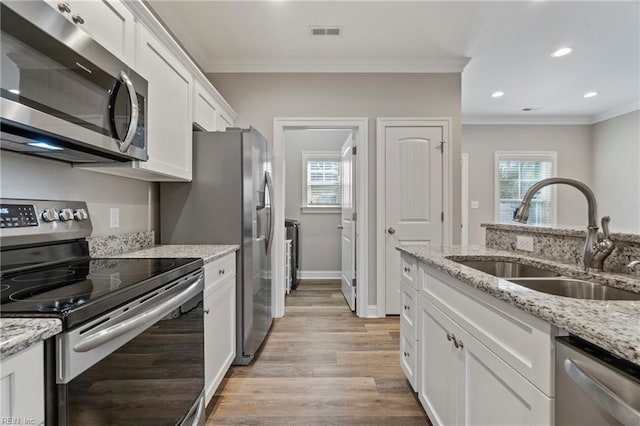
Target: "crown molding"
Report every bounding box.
[590,101,640,124]
[462,115,592,125]
[202,57,471,73]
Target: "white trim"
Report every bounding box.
[461,153,469,247]
[590,101,640,124]
[493,151,558,227]
[463,101,640,126]
[300,206,341,214]
[202,58,471,74]
[462,116,592,125]
[376,117,453,318]
[298,271,341,280]
[273,117,369,319]
[366,305,379,318]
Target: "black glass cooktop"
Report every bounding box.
[0,257,203,328]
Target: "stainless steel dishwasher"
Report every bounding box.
[555,336,640,426]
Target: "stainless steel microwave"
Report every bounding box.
[0,1,148,163]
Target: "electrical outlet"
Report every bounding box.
[516,235,534,252]
[471,200,479,209]
[109,207,120,228]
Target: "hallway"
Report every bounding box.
[206,281,430,425]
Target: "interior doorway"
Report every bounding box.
[273,118,369,318]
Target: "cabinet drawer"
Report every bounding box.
[419,265,556,396]
[400,253,418,289]
[400,280,417,339]
[400,326,418,391]
[204,254,236,294]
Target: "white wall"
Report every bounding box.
[0,151,156,236]
[592,110,640,233]
[462,124,593,245]
[284,129,351,273]
[208,72,462,305]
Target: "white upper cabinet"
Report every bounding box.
[193,80,218,132]
[43,0,135,64]
[135,25,193,181]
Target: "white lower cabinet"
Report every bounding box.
[0,342,45,425]
[399,257,555,426]
[418,295,552,426]
[203,254,236,405]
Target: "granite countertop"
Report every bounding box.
[0,318,62,360]
[104,244,239,264]
[481,222,640,244]
[397,244,640,365]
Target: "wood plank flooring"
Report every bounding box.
[206,281,430,425]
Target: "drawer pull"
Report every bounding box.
[447,332,454,342]
[219,269,225,275]
[204,309,210,315]
[404,267,411,273]
[453,337,464,349]
[403,304,410,310]
[403,351,410,357]
[72,14,85,24]
[58,2,71,13]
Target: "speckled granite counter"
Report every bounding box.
[105,244,239,264]
[1,318,62,360]
[397,244,640,365]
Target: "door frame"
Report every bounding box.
[376,117,452,317]
[461,153,469,247]
[273,117,369,318]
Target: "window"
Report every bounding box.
[495,152,557,226]
[302,151,341,213]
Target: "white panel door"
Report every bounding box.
[340,135,356,311]
[385,126,443,314]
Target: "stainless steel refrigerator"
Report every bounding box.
[160,127,273,365]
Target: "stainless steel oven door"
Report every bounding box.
[0,1,147,163]
[50,271,205,425]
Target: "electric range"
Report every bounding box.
[0,198,206,425]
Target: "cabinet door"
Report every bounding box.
[204,275,236,404]
[137,26,193,181]
[400,280,417,338]
[193,81,218,132]
[458,327,553,426]
[69,0,135,65]
[0,342,45,425]
[418,295,460,426]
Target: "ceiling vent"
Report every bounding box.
[309,26,342,37]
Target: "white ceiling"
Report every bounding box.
[148,1,640,122]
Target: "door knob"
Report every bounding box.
[388,227,396,235]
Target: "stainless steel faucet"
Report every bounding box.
[513,177,615,271]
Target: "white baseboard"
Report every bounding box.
[366,305,380,318]
[299,270,341,280]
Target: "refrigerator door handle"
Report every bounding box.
[265,171,274,254]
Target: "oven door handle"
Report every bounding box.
[118,70,139,153]
[73,273,203,353]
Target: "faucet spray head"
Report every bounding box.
[514,203,530,223]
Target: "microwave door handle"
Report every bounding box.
[564,358,640,426]
[118,70,139,153]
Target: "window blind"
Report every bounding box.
[498,159,553,225]
[307,160,341,206]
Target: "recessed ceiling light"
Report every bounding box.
[8,89,19,95]
[491,91,504,98]
[551,47,573,57]
[583,91,598,98]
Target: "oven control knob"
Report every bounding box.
[41,208,58,222]
[73,208,88,221]
[58,208,74,221]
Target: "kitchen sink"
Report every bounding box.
[453,259,560,278]
[508,278,640,301]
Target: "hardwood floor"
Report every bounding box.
[206,281,430,425]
